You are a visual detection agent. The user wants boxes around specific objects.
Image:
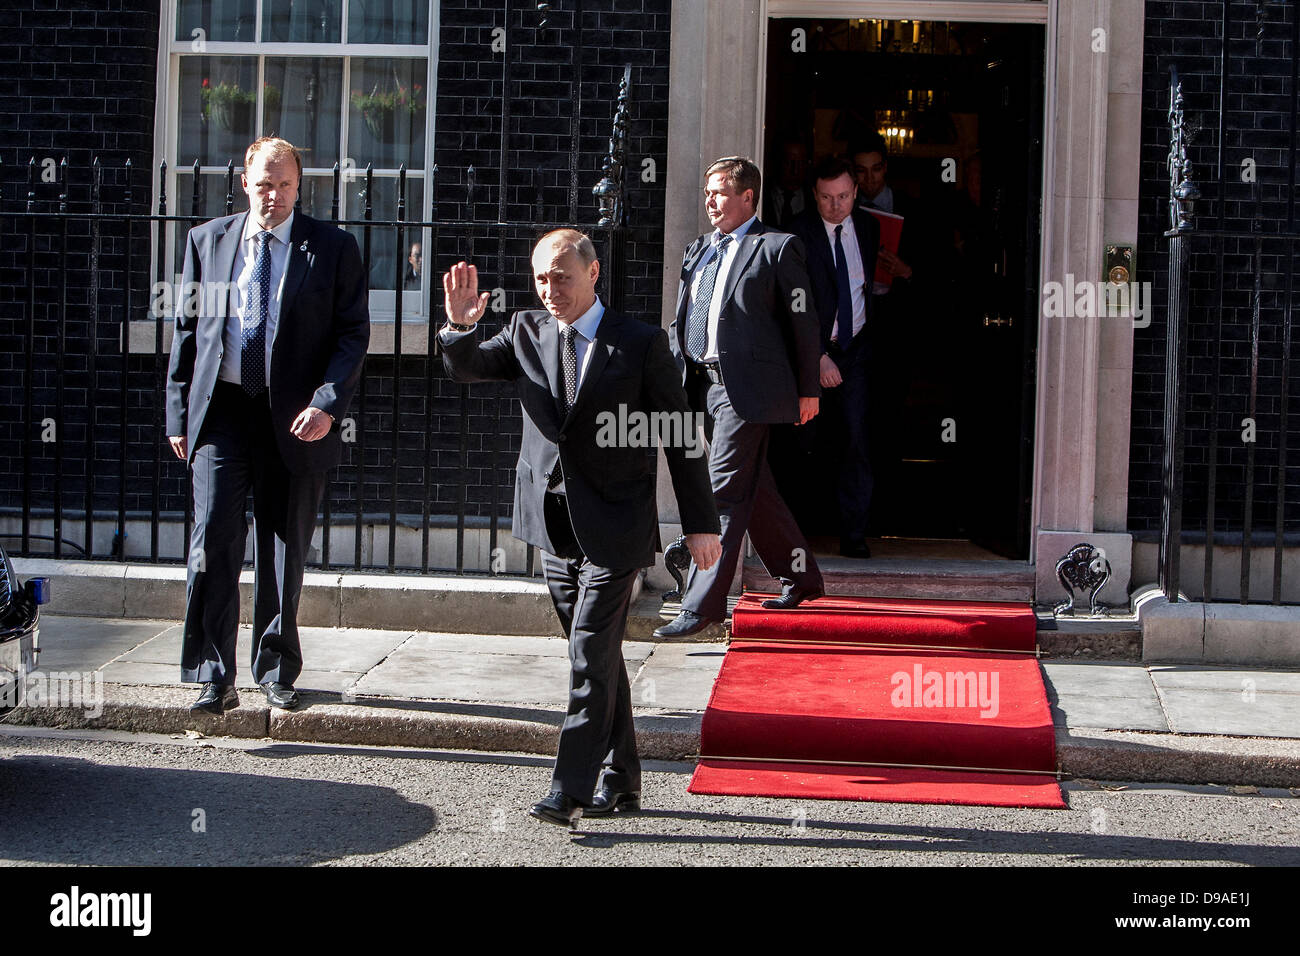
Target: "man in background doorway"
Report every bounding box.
[763,140,812,231]
[852,133,921,534]
[791,156,880,559]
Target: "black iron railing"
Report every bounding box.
[1160,49,1297,604]
[1,52,634,577]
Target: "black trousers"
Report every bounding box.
[825,330,874,541]
[541,492,641,801]
[180,382,326,687]
[681,376,823,620]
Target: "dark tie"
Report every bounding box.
[686,233,732,362]
[833,223,854,345]
[241,230,272,397]
[781,190,794,226]
[560,323,578,414]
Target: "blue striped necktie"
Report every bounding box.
[686,233,732,362]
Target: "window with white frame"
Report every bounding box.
[160,0,435,320]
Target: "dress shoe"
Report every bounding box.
[191,682,238,715]
[653,610,718,639]
[761,585,824,610]
[840,538,872,559]
[528,790,585,827]
[586,787,642,817]
[260,681,300,710]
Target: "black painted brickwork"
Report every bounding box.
[0,0,672,556]
[1131,0,1300,536]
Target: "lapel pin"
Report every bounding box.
[299,241,308,251]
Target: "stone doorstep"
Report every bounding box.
[745,560,1037,604]
[7,683,1300,789]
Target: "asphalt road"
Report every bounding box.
[0,727,1296,867]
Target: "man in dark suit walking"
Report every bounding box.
[655,156,825,639]
[166,137,369,714]
[791,155,882,558]
[440,230,721,827]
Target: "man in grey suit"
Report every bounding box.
[655,156,825,639]
[166,137,370,714]
[441,230,721,826]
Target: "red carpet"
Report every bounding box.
[689,594,1064,809]
[729,593,1038,653]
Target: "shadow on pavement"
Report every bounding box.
[0,754,436,865]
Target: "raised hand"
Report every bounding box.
[443,260,491,327]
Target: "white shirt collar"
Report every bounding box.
[822,214,855,235]
[563,296,605,341]
[243,211,295,246]
[713,214,757,246]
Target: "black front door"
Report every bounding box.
[763,17,1043,559]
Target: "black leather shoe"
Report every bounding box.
[840,538,872,559]
[260,681,300,710]
[191,682,238,715]
[528,791,585,827]
[653,610,718,639]
[761,585,824,610]
[586,788,642,817]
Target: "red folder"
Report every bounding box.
[868,209,904,289]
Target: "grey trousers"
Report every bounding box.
[682,380,823,620]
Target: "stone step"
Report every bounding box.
[743,554,1036,603]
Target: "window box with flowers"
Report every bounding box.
[351,82,425,140]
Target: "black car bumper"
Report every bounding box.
[0,546,48,713]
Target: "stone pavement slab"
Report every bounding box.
[114,624,413,675]
[1040,661,1159,697]
[34,617,173,671]
[1040,661,1170,732]
[1155,687,1300,738]
[1149,664,1300,695]
[630,643,727,711]
[353,633,574,704]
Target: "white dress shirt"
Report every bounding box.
[822,214,868,342]
[219,212,294,388]
[561,297,605,388]
[687,214,757,362]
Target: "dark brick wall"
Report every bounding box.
[0,0,166,543]
[1131,0,1300,537]
[0,0,672,558]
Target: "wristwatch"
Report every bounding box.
[447,321,476,332]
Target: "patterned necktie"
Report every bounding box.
[686,233,732,362]
[560,324,578,414]
[834,223,854,345]
[241,231,272,397]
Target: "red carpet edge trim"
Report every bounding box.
[697,754,1065,777]
[727,635,1042,655]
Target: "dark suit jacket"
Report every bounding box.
[165,212,370,475]
[668,220,822,424]
[442,307,720,570]
[791,208,882,353]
